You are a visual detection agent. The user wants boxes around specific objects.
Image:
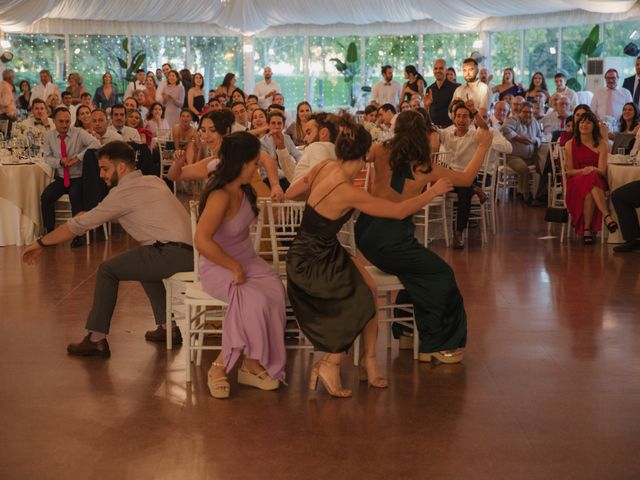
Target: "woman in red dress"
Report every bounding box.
[565,110,618,244]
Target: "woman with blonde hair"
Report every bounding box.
[285,101,312,146]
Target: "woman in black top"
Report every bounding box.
[18,80,31,111]
[402,65,426,102]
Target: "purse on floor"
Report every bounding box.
[544,207,568,223]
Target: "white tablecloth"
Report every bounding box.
[607,163,640,244]
[0,162,52,246]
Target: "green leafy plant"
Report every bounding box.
[330,41,359,107]
[566,24,603,91]
[113,37,146,99]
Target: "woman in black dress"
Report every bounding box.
[285,115,453,397]
[18,80,31,111]
[187,72,205,118]
[402,65,426,102]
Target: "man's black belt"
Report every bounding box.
[152,241,193,252]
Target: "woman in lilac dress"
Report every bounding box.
[195,132,286,399]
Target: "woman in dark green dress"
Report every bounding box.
[285,118,454,397]
[355,110,492,364]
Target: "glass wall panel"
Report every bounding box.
[6,34,66,91]
[364,35,419,103]
[189,36,216,94]
[604,21,640,78]
[131,35,187,76]
[254,36,305,111]
[308,36,360,110]
[70,34,126,97]
[491,31,523,85]
[212,37,244,91]
[423,33,480,85]
[524,28,559,93]
[560,25,595,90]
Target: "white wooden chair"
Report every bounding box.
[55,194,109,244]
[156,139,176,195]
[413,151,451,246]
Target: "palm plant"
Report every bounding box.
[330,41,359,107]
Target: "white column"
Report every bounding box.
[243,35,255,94]
[519,29,525,79]
[480,31,492,73]
[303,35,310,102]
[185,35,191,69]
[64,33,70,78]
[418,35,424,74]
[360,36,366,86]
[557,28,562,71]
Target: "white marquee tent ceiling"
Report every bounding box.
[0,0,638,36]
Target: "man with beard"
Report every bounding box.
[453,57,492,114]
[254,66,281,109]
[424,59,458,128]
[23,141,193,357]
[291,112,339,182]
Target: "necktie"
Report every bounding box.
[560,117,565,129]
[606,89,614,117]
[60,134,70,188]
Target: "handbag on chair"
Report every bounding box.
[544,206,568,223]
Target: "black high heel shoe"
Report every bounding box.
[604,214,619,234]
[583,229,594,245]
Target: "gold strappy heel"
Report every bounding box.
[309,359,352,398]
[208,362,231,399]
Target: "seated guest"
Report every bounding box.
[146,102,170,135]
[231,102,250,132]
[524,71,550,106]
[91,109,123,145]
[143,75,156,109]
[40,107,100,247]
[285,101,312,146]
[500,101,545,205]
[612,102,639,153]
[553,72,578,111]
[93,73,118,109]
[246,94,259,106]
[122,96,139,113]
[109,104,142,143]
[510,95,524,118]
[611,180,640,252]
[24,141,194,356]
[126,109,152,146]
[398,100,411,112]
[133,90,149,119]
[60,91,77,125]
[591,69,632,122]
[231,88,246,105]
[558,115,574,147]
[196,132,286,398]
[23,98,55,132]
[565,110,618,244]
[442,102,512,248]
[74,105,92,131]
[490,100,510,128]
[409,95,422,110]
[291,112,339,182]
[533,100,545,122]
[377,103,396,131]
[271,93,293,126]
[493,68,525,101]
[249,108,269,139]
[541,95,570,135]
[31,69,61,105]
[172,108,197,150]
[46,93,61,115]
[260,110,303,190]
[361,105,378,125]
[79,92,93,109]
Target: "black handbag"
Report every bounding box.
[544,206,568,223]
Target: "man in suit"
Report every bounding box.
[622,56,640,104]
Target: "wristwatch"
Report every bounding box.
[36,237,50,248]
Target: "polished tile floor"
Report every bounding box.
[1,203,639,479]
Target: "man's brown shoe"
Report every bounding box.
[145,325,183,345]
[67,335,110,357]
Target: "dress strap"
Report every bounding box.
[310,160,331,188]
[312,181,348,209]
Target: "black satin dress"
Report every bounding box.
[286,194,376,353]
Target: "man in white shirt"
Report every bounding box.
[554,73,578,112]
[155,63,172,103]
[60,91,77,125]
[291,112,339,183]
[231,101,250,132]
[370,65,402,107]
[91,109,123,145]
[441,103,511,248]
[490,100,510,128]
[254,66,281,109]
[260,111,302,190]
[453,58,491,113]
[124,69,146,99]
[31,70,61,106]
[591,69,632,121]
[541,95,570,135]
[108,104,141,143]
[23,99,55,132]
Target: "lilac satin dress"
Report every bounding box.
[199,194,287,382]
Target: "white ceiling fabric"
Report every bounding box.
[0,0,638,36]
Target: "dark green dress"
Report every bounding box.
[354,166,467,353]
[286,186,376,353]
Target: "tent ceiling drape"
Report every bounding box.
[1,0,639,36]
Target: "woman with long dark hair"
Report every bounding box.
[18,80,31,111]
[195,132,286,399]
[618,102,639,135]
[285,101,312,146]
[493,68,525,100]
[525,71,550,105]
[74,105,92,130]
[565,110,618,244]
[93,72,118,109]
[188,72,205,117]
[401,65,426,102]
[354,110,491,365]
[285,114,454,398]
[216,72,237,100]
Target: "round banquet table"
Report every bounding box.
[0,162,53,246]
[607,163,640,244]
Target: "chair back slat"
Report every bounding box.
[266,200,305,277]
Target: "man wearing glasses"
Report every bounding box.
[591,69,632,120]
